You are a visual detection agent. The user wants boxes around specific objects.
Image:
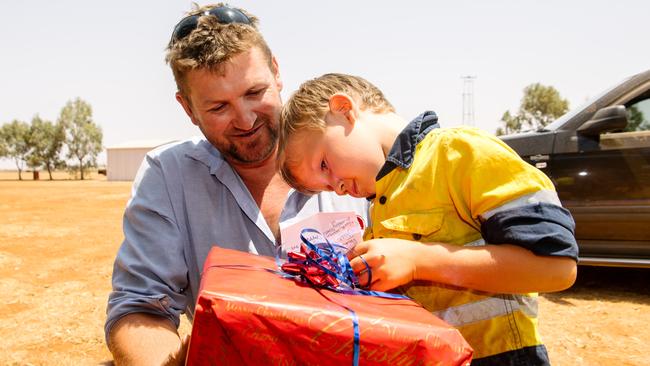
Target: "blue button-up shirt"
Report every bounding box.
[105,137,368,339]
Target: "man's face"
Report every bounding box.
[285,113,385,198]
[177,47,283,167]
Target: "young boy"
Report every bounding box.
[277,73,578,365]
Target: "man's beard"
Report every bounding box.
[218,118,279,166]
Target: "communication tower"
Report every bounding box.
[461,76,476,126]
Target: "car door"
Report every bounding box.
[548,85,650,264]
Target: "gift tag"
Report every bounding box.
[280,212,363,253]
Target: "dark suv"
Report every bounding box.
[500,69,650,268]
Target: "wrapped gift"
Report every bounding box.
[186,247,472,365]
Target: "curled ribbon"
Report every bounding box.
[280,228,361,290]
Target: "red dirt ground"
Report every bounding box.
[0,174,648,365]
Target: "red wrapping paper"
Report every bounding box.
[186,247,472,365]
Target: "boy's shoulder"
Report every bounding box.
[430,125,494,138]
[421,125,505,150]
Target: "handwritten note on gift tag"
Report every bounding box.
[280,212,364,254]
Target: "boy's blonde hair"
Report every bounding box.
[165,3,273,98]
[278,73,395,192]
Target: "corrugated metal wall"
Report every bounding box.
[106,148,151,181]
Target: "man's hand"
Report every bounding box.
[109,313,188,366]
[347,238,423,291]
[163,334,191,366]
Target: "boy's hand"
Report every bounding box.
[347,238,422,292]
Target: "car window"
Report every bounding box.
[623,97,650,132]
[600,90,650,149]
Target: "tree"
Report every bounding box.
[0,131,8,159]
[28,115,66,180]
[497,83,569,135]
[58,98,103,180]
[623,105,650,132]
[0,120,32,180]
[495,111,523,136]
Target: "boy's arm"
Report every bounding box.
[349,238,577,293]
[350,128,578,294]
[349,168,578,294]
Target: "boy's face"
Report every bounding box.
[285,112,386,198]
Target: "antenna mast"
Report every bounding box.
[461,75,476,127]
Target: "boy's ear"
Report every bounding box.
[328,93,357,124]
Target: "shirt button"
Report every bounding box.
[412,233,422,240]
[379,196,387,204]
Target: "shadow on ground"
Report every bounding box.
[543,266,650,305]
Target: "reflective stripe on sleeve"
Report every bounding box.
[464,238,486,247]
[432,294,538,327]
[479,190,562,221]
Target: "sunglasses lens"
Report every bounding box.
[171,6,251,43]
[209,7,251,25]
[172,15,199,42]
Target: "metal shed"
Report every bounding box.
[106,140,175,181]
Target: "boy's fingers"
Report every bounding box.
[349,253,387,288]
[350,252,385,272]
[349,254,369,274]
[353,264,383,290]
[351,259,371,288]
[370,278,388,291]
[346,242,369,260]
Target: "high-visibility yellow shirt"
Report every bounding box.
[365,111,577,364]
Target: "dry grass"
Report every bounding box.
[0,172,648,365]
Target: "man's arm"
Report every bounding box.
[106,151,190,364]
[349,238,576,293]
[108,313,188,366]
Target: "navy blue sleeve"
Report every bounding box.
[480,202,579,260]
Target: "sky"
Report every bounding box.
[1,0,649,168]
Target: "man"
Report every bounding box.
[105,4,367,365]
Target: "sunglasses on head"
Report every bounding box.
[170,5,252,44]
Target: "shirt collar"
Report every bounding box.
[184,138,228,176]
[375,111,440,181]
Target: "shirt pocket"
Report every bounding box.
[378,209,445,241]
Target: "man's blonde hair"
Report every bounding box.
[278,73,395,192]
[165,3,273,98]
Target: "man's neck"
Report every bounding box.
[230,156,291,240]
[234,159,275,186]
[229,155,290,206]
